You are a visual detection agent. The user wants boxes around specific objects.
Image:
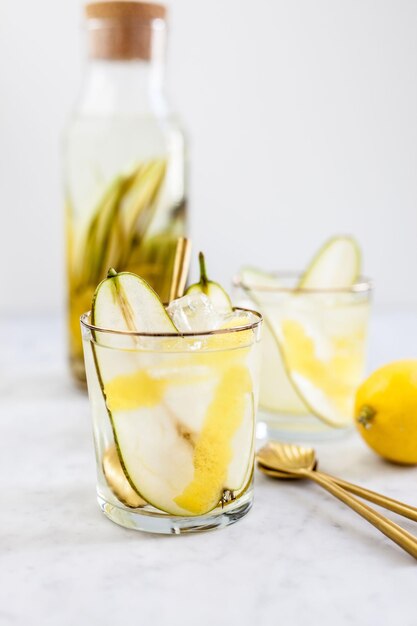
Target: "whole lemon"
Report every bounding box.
[355,360,417,464]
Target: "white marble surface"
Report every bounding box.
[1,311,417,626]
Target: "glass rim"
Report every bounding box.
[80,306,263,338]
[233,271,373,294]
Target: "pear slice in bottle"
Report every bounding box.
[91,269,253,515]
[298,235,361,289]
[185,252,233,312]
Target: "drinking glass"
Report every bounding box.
[234,272,372,439]
[81,309,262,534]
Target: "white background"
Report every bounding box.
[1,0,416,313]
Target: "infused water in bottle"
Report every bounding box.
[64,2,187,382]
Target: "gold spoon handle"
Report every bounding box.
[318,471,417,522]
[302,469,417,560]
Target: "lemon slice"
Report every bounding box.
[298,235,361,289]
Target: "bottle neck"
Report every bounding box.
[78,58,167,116]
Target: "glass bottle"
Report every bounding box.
[64,1,187,383]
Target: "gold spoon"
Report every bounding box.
[103,445,145,508]
[257,442,417,560]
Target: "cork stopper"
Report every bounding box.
[85,2,167,61]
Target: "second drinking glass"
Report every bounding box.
[234,270,372,439]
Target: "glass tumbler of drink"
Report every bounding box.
[234,272,372,439]
[81,309,262,534]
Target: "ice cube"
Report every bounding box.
[167,293,224,333]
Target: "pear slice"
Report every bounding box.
[94,351,254,515]
[186,252,233,312]
[90,269,254,516]
[298,235,361,289]
[91,268,176,343]
[239,268,307,413]
[91,268,191,515]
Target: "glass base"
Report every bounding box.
[257,408,352,443]
[97,489,253,535]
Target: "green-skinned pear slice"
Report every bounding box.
[238,268,307,413]
[91,268,176,344]
[186,252,233,312]
[298,236,361,289]
[258,321,307,414]
[94,353,254,515]
[90,269,254,516]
